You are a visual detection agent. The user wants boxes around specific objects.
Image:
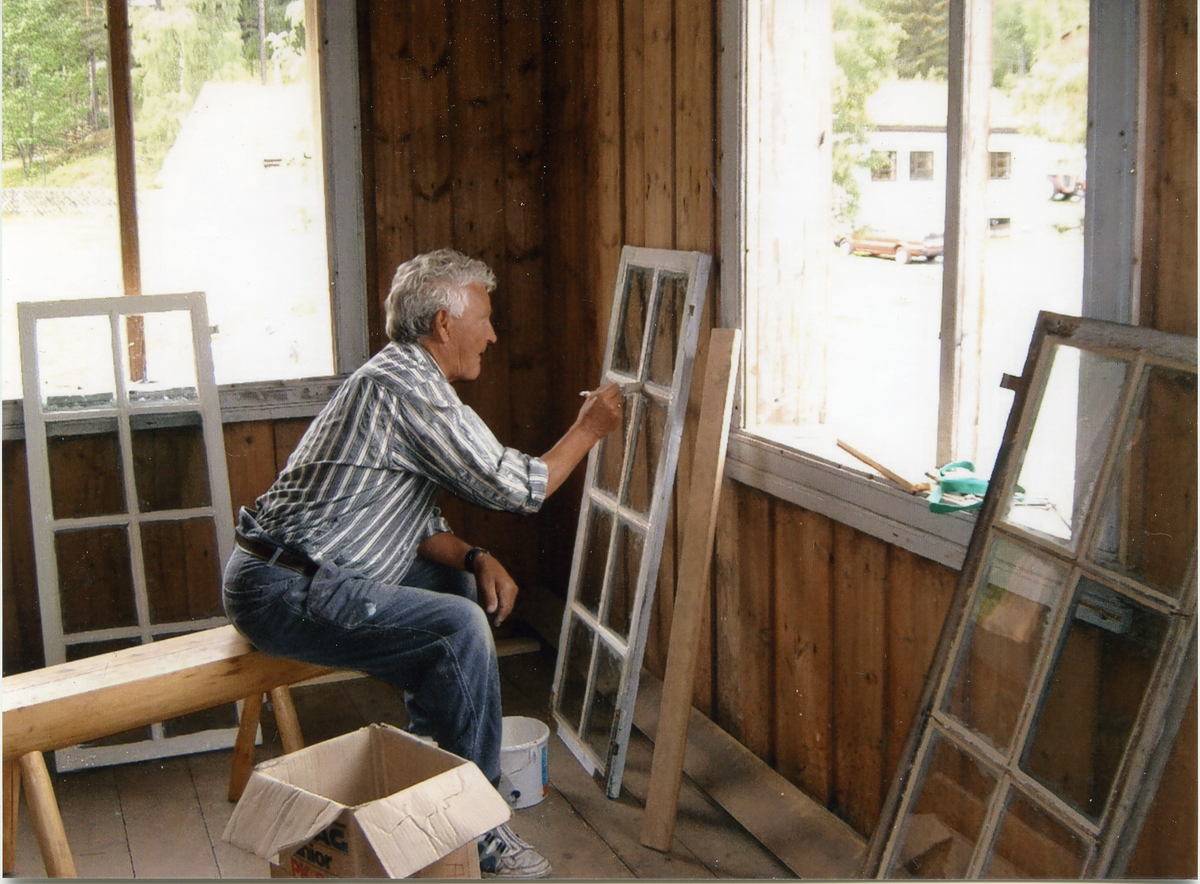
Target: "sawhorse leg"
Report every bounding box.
[4,759,20,876]
[7,752,77,877]
[226,686,305,802]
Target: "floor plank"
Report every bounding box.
[114,756,219,878]
[187,749,269,879]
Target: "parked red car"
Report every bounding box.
[835,229,944,264]
[1048,173,1086,200]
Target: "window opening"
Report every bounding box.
[738,0,1104,486]
[911,150,935,180]
[2,0,334,400]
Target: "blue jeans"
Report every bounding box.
[222,511,502,785]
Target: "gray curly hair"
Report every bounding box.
[385,249,497,343]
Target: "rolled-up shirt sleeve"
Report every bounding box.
[392,394,549,515]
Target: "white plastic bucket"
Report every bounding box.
[498,716,549,809]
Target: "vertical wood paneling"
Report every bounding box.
[642,0,675,248]
[222,422,279,521]
[366,0,416,347]
[884,547,957,784]
[502,0,549,458]
[714,482,774,761]
[409,0,454,251]
[1145,0,1197,337]
[3,442,43,674]
[831,520,888,834]
[773,504,834,804]
[623,0,647,248]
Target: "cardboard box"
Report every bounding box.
[224,723,510,878]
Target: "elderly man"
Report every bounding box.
[223,249,621,878]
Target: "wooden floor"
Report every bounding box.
[10,643,796,879]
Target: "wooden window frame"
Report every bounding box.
[720,0,1142,569]
[862,313,1197,878]
[551,247,711,799]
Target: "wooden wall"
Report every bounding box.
[2,0,1194,873]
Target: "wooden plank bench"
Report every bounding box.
[2,625,334,877]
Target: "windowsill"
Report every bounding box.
[725,428,976,570]
[1,375,346,441]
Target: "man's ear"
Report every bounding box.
[430,308,453,343]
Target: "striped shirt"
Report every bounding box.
[254,341,548,584]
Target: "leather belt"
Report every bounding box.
[235,531,319,577]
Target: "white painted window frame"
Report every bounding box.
[720,0,1142,570]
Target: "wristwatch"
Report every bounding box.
[464,546,490,572]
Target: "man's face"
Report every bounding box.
[443,281,497,382]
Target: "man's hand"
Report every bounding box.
[577,383,623,440]
[474,553,519,627]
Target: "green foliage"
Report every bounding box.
[1010,23,1088,144]
[875,0,948,80]
[832,0,900,224]
[3,0,106,176]
[237,0,303,76]
[993,0,1033,87]
[3,0,309,188]
[129,0,246,180]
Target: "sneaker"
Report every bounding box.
[478,821,553,878]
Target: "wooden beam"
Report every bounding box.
[2,625,331,762]
[633,669,865,879]
[641,328,739,851]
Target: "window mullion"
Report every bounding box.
[938,0,994,468]
[105,0,140,300]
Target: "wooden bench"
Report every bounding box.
[2,625,334,877]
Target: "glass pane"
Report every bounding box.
[66,638,152,745]
[576,507,613,618]
[646,272,688,387]
[34,315,116,410]
[582,639,623,764]
[55,526,137,633]
[984,788,1089,878]
[1002,345,1128,548]
[131,413,212,511]
[602,521,644,642]
[593,387,639,498]
[1023,577,1170,821]
[2,1,121,400]
[554,615,594,733]
[975,9,1090,479]
[47,419,126,518]
[142,517,222,623]
[625,395,667,515]
[892,734,998,878]
[943,539,1067,751]
[122,309,200,402]
[1092,365,1197,599]
[612,266,653,375]
[128,1,332,386]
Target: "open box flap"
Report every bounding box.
[222,771,347,861]
[355,763,511,878]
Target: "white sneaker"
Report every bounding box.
[478,821,553,878]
